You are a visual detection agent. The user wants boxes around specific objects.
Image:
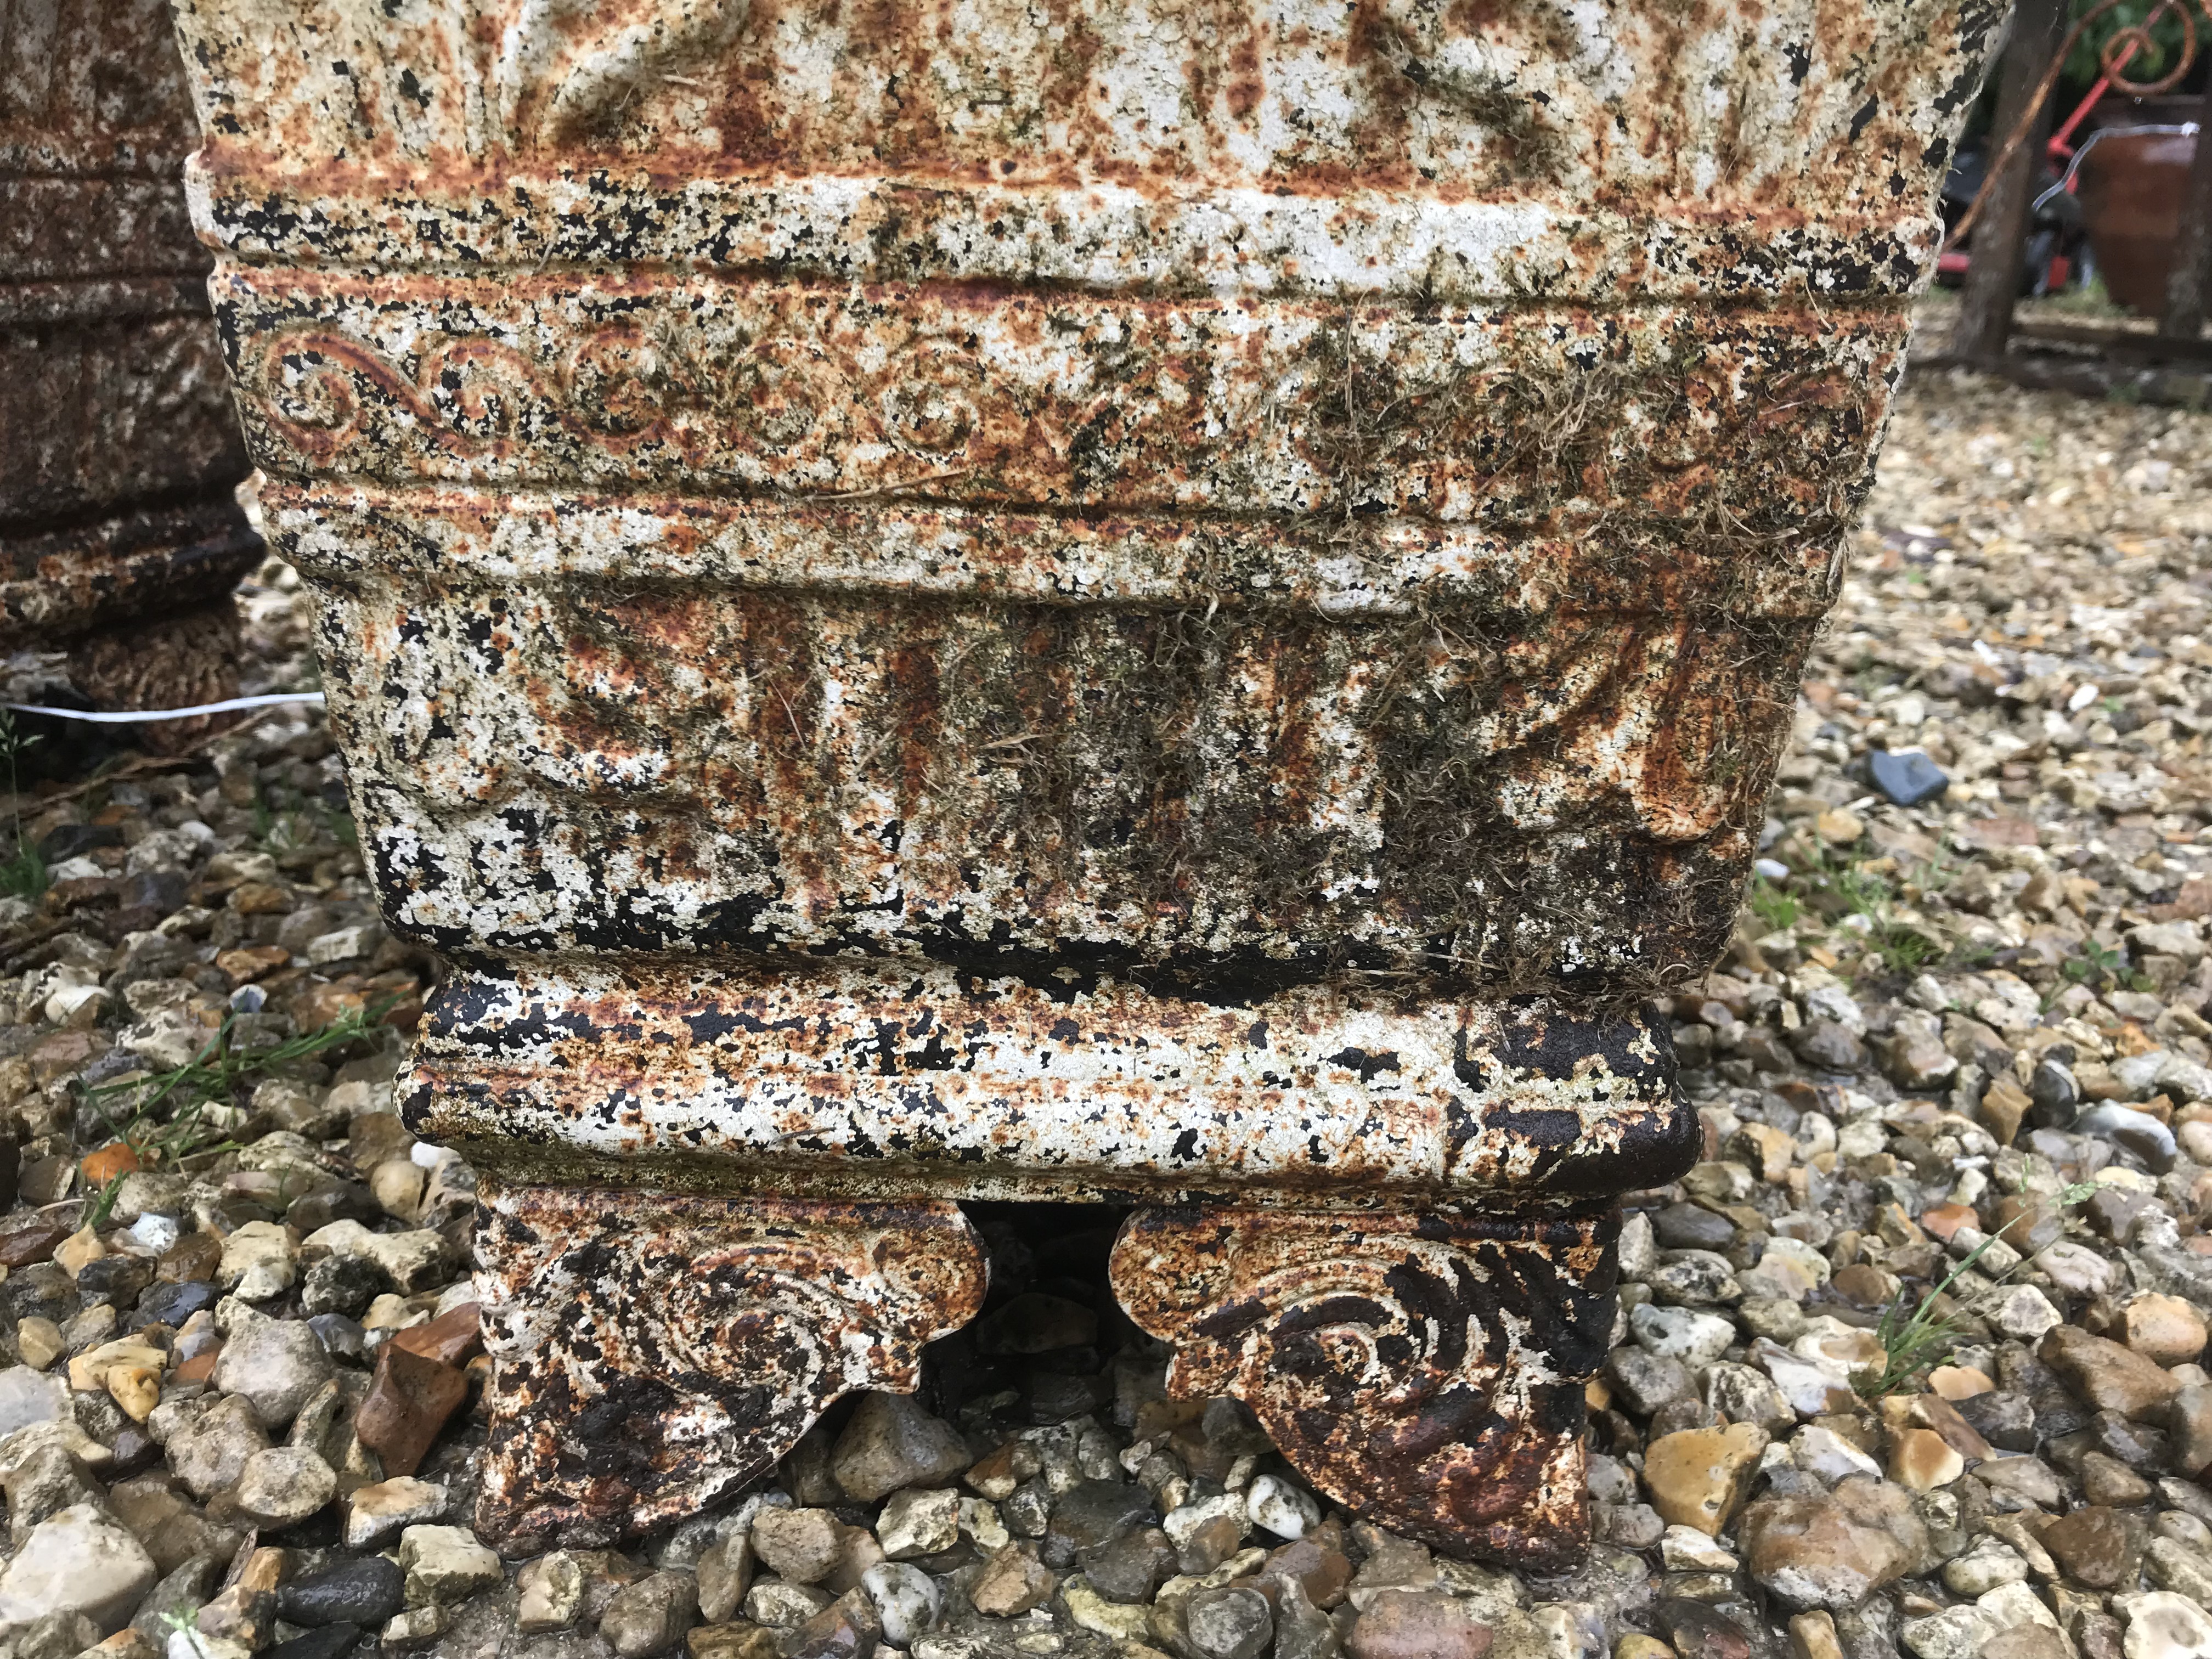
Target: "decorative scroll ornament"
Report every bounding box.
[493,0,753,148]
[473,1184,988,1555]
[1109,1205,1617,1570]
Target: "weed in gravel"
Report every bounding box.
[1854,1181,2096,1399]
[252,779,354,857]
[0,712,46,901]
[1758,840,1950,979]
[1746,876,1800,934]
[82,996,398,1169]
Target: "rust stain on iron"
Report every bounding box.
[403,968,1700,1204]
[173,0,2006,1568]
[269,478,1819,994]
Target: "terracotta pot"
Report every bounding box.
[2080,128,2197,314]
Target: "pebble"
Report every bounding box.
[353,1345,467,1476]
[970,1542,1057,1617]
[2042,1328,2184,1420]
[751,1509,845,1585]
[2119,1294,2209,1365]
[12,1321,62,1373]
[1990,1286,2066,1342]
[1660,1527,1739,1571]
[2119,1593,2212,1659]
[1740,1476,1925,1610]
[340,1476,448,1548]
[1870,749,1948,808]
[274,1557,405,1627]
[231,1445,337,1528]
[876,1487,961,1559]
[1944,1539,2030,1598]
[2076,1107,2179,1172]
[1887,1427,1965,1492]
[1047,1479,1160,1562]
[298,1223,451,1295]
[1184,1584,1274,1659]
[209,1307,334,1430]
[599,1571,698,1658]
[0,1368,69,1440]
[2171,1387,2212,1475]
[2043,1507,2139,1590]
[1630,1305,1739,1369]
[1609,1349,1695,1415]
[1090,1527,1177,1602]
[1274,1577,1341,1659]
[695,1534,754,1625]
[1246,1473,1322,1539]
[0,1504,156,1633]
[1058,1575,1152,1641]
[787,1588,883,1657]
[516,1553,586,1633]
[216,1222,297,1301]
[685,1628,777,1659]
[1347,1589,1494,1659]
[396,1526,503,1605]
[163,1395,269,1500]
[1641,1425,1767,1537]
[857,1561,937,1647]
[828,1393,972,1502]
[262,1626,365,1659]
[380,1605,445,1647]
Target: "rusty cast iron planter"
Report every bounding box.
[171,0,2002,1566]
[2,0,258,728]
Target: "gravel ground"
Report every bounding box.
[5,351,2212,1659]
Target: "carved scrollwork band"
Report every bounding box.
[472,1183,989,1556]
[1108,1204,1616,1571]
[219,272,1893,532]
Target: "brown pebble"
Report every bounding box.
[2040,1505,2139,1589]
[0,1223,70,1270]
[1831,1263,1896,1310]
[2040,1327,2182,1421]
[356,1343,470,1477]
[1347,1589,1493,1659]
[78,1142,140,1186]
[685,1626,778,1659]
[1263,1536,1353,1610]
[159,1232,222,1285]
[391,1302,483,1368]
[969,1542,1056,1617]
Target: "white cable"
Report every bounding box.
[2035,123,2199,214]
[3,692,327,724]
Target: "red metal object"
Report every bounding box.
[2049,40,2140,160]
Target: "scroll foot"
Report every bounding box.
[1108,1204,1616,1570]
[473,1183,988,1555]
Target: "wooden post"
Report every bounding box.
[1951,0,2067,362]
[2160,87,2212,338]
